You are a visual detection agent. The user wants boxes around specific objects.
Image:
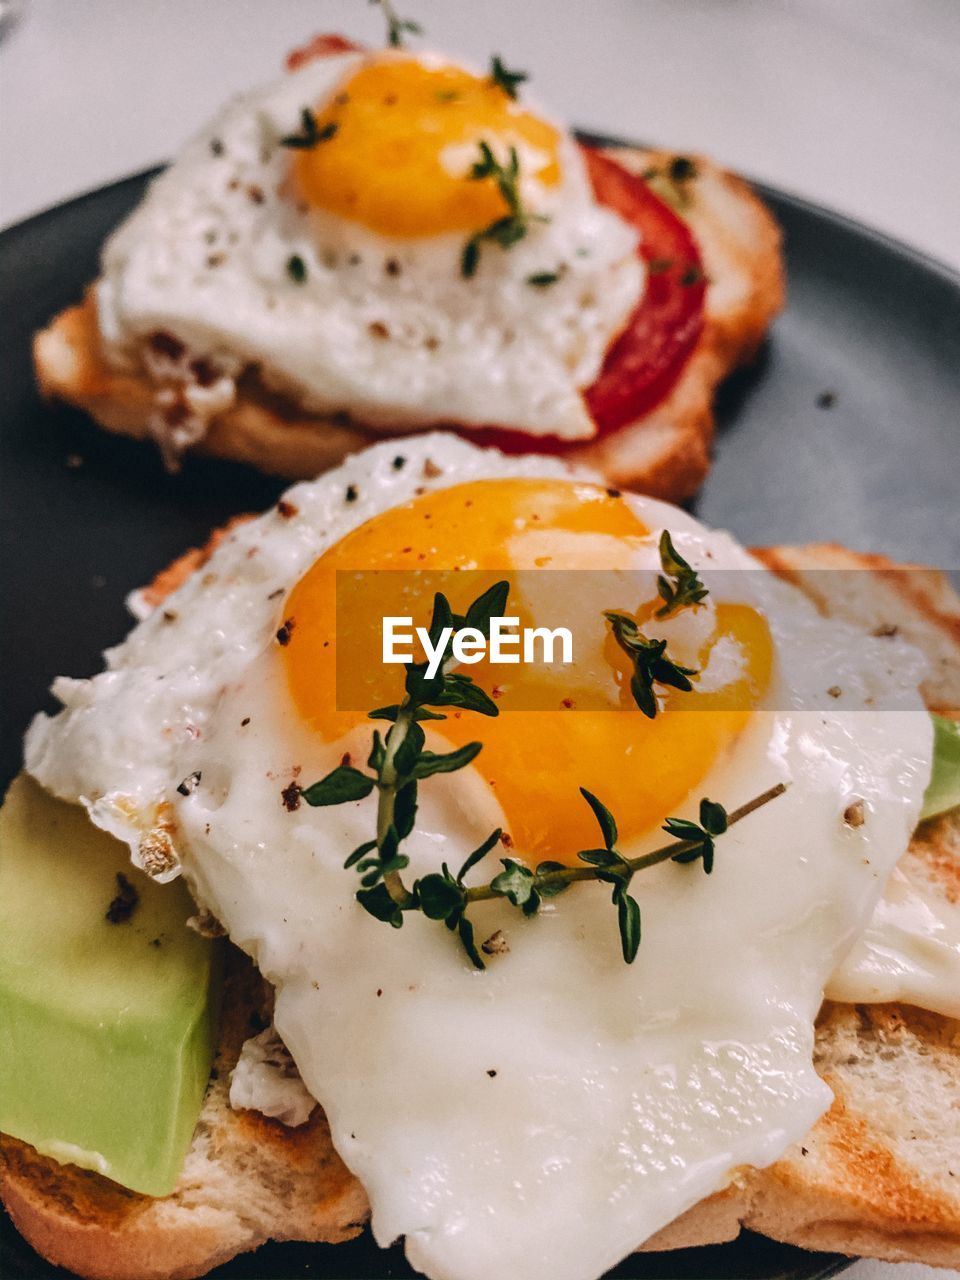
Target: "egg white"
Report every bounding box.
[96,50,643,444]
[25,435,933,1280]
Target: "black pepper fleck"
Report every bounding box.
[276,618,296,646]
[345,484,359,503]
[816,391,836,410]
[281,782,302,812]
[106,873,140,924]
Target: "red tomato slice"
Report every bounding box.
[285,33,361,72]
[474,149,706,454]
[582,148,705,435]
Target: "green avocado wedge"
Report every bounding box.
[921,715,960,823]
[0,774,220,1197]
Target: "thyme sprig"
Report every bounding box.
[656,530,708,617]
[604,530,709,716]
[488,54,528,100]
[302,581,508,949]
[302,584,786,968]
[461,142,549,277]
[369,0,422,48]
[280,108,337,150]
[604,612,698,719]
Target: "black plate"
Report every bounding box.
[1,149,958,1280]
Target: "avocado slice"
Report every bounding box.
[0,774,221,1196]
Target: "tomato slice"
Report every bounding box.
[282,40,705,448]
[582,148,705,435]
[474,149,705,454]
[285,33,361,72]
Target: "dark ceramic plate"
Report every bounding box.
[1,144,958,1280]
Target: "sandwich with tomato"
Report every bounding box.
[33,22,782,499]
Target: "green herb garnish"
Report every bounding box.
[668,155,698,182]
[661,798,729,875]
[921,715,960,821]
[461,142,549,277]
[680,265,706,287]
[286,254,307,284]
[370,0,422,47]
[280,108,337,150]
[488,54,528,100]
[656,530,709,617]
[604,611,698,718]
[642,154,699,211]
[301,583,786,967]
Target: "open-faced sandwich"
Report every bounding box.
[2,434,958,1280]
[33,21,782,500]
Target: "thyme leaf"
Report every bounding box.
[656,530,709,617]
[461,142,549,277]
[369,0,422,48]
[488,54,528,100]
[604,610,698,718]
[280,108,337,150]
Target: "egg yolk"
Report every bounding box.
[281,479,773,858]
[293,56,561,238]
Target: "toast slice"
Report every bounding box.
[33,147,783,502]
[3,543,957,1278]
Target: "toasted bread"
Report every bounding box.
[33,147,783,502]
[3,543,957,1278]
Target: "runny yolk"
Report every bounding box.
[292,56,561,238]
[281,479,774,859]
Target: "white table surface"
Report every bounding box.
[2,0,959,272]
[1,4,957,1280]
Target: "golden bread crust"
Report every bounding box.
[33,147,784,501]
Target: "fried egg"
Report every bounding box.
[25,436,932,1280]
[95,49,643,448]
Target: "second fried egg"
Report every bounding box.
[96,49,643,442]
